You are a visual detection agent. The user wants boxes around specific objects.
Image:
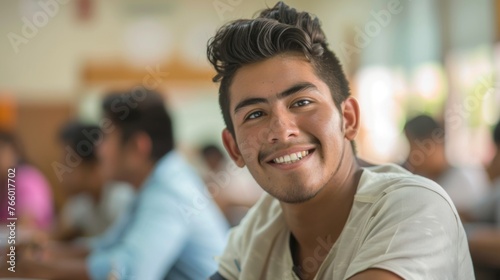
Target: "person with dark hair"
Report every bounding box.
[54,121,134,241]
[0,130,53,230]
[206,2,473,279]
[6,88,228,279]
[403,114,488,213]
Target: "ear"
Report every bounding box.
[342,97,360,141]
[130,132,153,160]
[222,128,245,168]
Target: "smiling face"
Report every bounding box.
[222,53,359,203]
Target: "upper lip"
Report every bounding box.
[263,146,315,163]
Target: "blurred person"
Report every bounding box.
[403,114,488,212]
[207,2,473,279]
[0,130,53,231]
[464,119,500,279]
[466,119,500,224]
[2,88,228,279]
[200,144,262,226]
[54,121,134,241]
[485,119,500,186]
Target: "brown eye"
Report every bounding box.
[292,100,312,107]
[246,111,263,120]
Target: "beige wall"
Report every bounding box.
[0,0,370,102]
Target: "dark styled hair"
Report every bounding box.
[102,87,174,162]
[59,121,100,163]
[404,114,444,141]
[207,1,351,136]
[493,119,500,146]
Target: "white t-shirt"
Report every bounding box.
[217,164,474,280]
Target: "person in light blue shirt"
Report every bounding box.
[5,88,228,280]
[88,88,228,279]
[87,152,229,279]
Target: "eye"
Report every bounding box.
[245,111,263,120]
[291,99,312,107]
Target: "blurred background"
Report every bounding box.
[0,0,498,212]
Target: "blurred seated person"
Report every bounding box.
[1,88,228,279]
[402,114,488,212]
[486,118,500,186]
[54,121,134,241]
[0,130,53,231]
[466,119,500,225]
[200,144,262,226]
[465,119,500,279]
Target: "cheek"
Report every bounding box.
[304,109,340,137]
[236,137,255,165]
[244,129,270,161]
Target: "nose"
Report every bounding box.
[267,109,299,144]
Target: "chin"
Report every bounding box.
[270,186,320,204]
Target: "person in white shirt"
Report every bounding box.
[206,2,474,279]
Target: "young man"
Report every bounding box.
[206,2,473,280]
[1,89,228,279]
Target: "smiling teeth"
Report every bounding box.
[273,151,309,164]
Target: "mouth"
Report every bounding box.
[270,149,314,165]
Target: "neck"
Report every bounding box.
[128,161,156,190]
[281,152,362,250]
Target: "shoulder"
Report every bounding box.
[354,164,461,233]
[228,193,282,239]
[357,164,454,209]
[144,151,205,196]
[217,193,284,278]
[221,193,285,250]
[344,165,473,279]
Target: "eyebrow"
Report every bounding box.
[233,82,318,114]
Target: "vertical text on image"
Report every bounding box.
[6,168,17,272]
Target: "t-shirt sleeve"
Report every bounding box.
[345,186,473,280]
